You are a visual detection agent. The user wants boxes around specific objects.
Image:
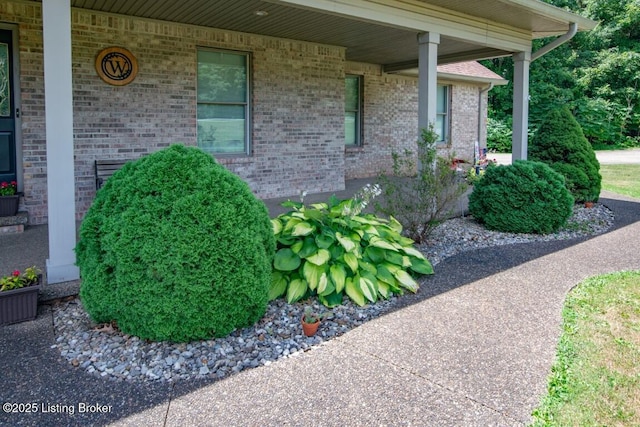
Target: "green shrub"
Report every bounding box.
[270,187,433,308]
[468,160,574,234]
[486,117,513,153]
[375,125,470,243]
[76,145,275,342]
[529,106,602,203]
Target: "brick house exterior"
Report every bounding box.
[1,1,505,225]
[0,0,593,283]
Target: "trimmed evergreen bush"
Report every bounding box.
[529,106,602,203]
[76,145,275,342]
[468,160,574,234]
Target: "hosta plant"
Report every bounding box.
[270,192,434,308]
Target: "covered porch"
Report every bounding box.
[2,0,596,283]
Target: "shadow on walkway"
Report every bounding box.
[0,191,638,426]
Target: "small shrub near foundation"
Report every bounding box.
[468,160,574,234]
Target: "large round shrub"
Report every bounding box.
[76,145,275,342]
[468,160,574,234]
[529,106,601,203]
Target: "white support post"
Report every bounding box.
[418,32,440,132]
[43,0,80,283]
[512,51,531,161]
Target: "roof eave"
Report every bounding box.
[501,0,599,35]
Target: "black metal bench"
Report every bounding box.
[95,159,131,189]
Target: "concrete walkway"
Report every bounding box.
[1,191,638,426]
[492,148,640,165]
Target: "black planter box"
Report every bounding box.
[0,279,40,326]
[0,195,19,217]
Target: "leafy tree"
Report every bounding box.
[483,0,640,149]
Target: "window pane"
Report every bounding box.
[197,51,246,103]
[0,133,11,172]
[0,43,10,117]
[436,115,445,142]
[345,112,357,146]
[436,85,447,114]
[197,104,246,154]
[345,76,359,111]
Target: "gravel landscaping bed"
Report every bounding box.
[51,202,614,383]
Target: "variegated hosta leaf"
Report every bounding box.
[306,249,331,266]
[358,275,377,303]
[292,221,315,236]
[399,245,426,259]
[343,252,359,273]
[402,255,412,268]
[283,218,302,233]
[336,232,356,252]
[290,240,304,254]
[271,218,283,235]
[377,281,390,299]
[330,264,347,293]
[303,262,325,290]
[345,277,365,306]
[286,278,308,303]
[317,272,329,294]
[376,264,396,286]
[369,236,399,251]
[388,216,403,234]
[393,270,419,292]
[358,260,377,275]
[363,225,380,236]
[268,272,288,300]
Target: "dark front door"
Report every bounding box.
[0,29,16,184]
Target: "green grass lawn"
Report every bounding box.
[600,164,640,199]
[531,271,640,426]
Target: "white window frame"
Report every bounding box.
[196,47,251,155]
[436,84,450,145]
[345,74,363,146]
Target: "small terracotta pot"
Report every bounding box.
[584,201,594,208]
[301,316,320,337]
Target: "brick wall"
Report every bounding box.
[2,1,487,225]
[344,62,419,178]
[448,81,484,162]
[345,62,487,179]
[3,2,345,224]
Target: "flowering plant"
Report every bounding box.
[0,266,40,292]
[0,181,17,196]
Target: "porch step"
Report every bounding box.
[0,211,28,234]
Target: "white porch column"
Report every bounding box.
[512,51,531,161]
[43,0,79,284]
[417,32,440,132]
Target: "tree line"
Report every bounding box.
[482,0,640,150]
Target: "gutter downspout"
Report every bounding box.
[531,22,578,62]
[477,83,494,164]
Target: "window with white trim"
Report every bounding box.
[197,49,250,155]
[345,75,362,146]
[436,85,450,144]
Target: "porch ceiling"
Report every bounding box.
[69,0,596,66]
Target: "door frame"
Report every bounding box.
[0,23,22,192]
